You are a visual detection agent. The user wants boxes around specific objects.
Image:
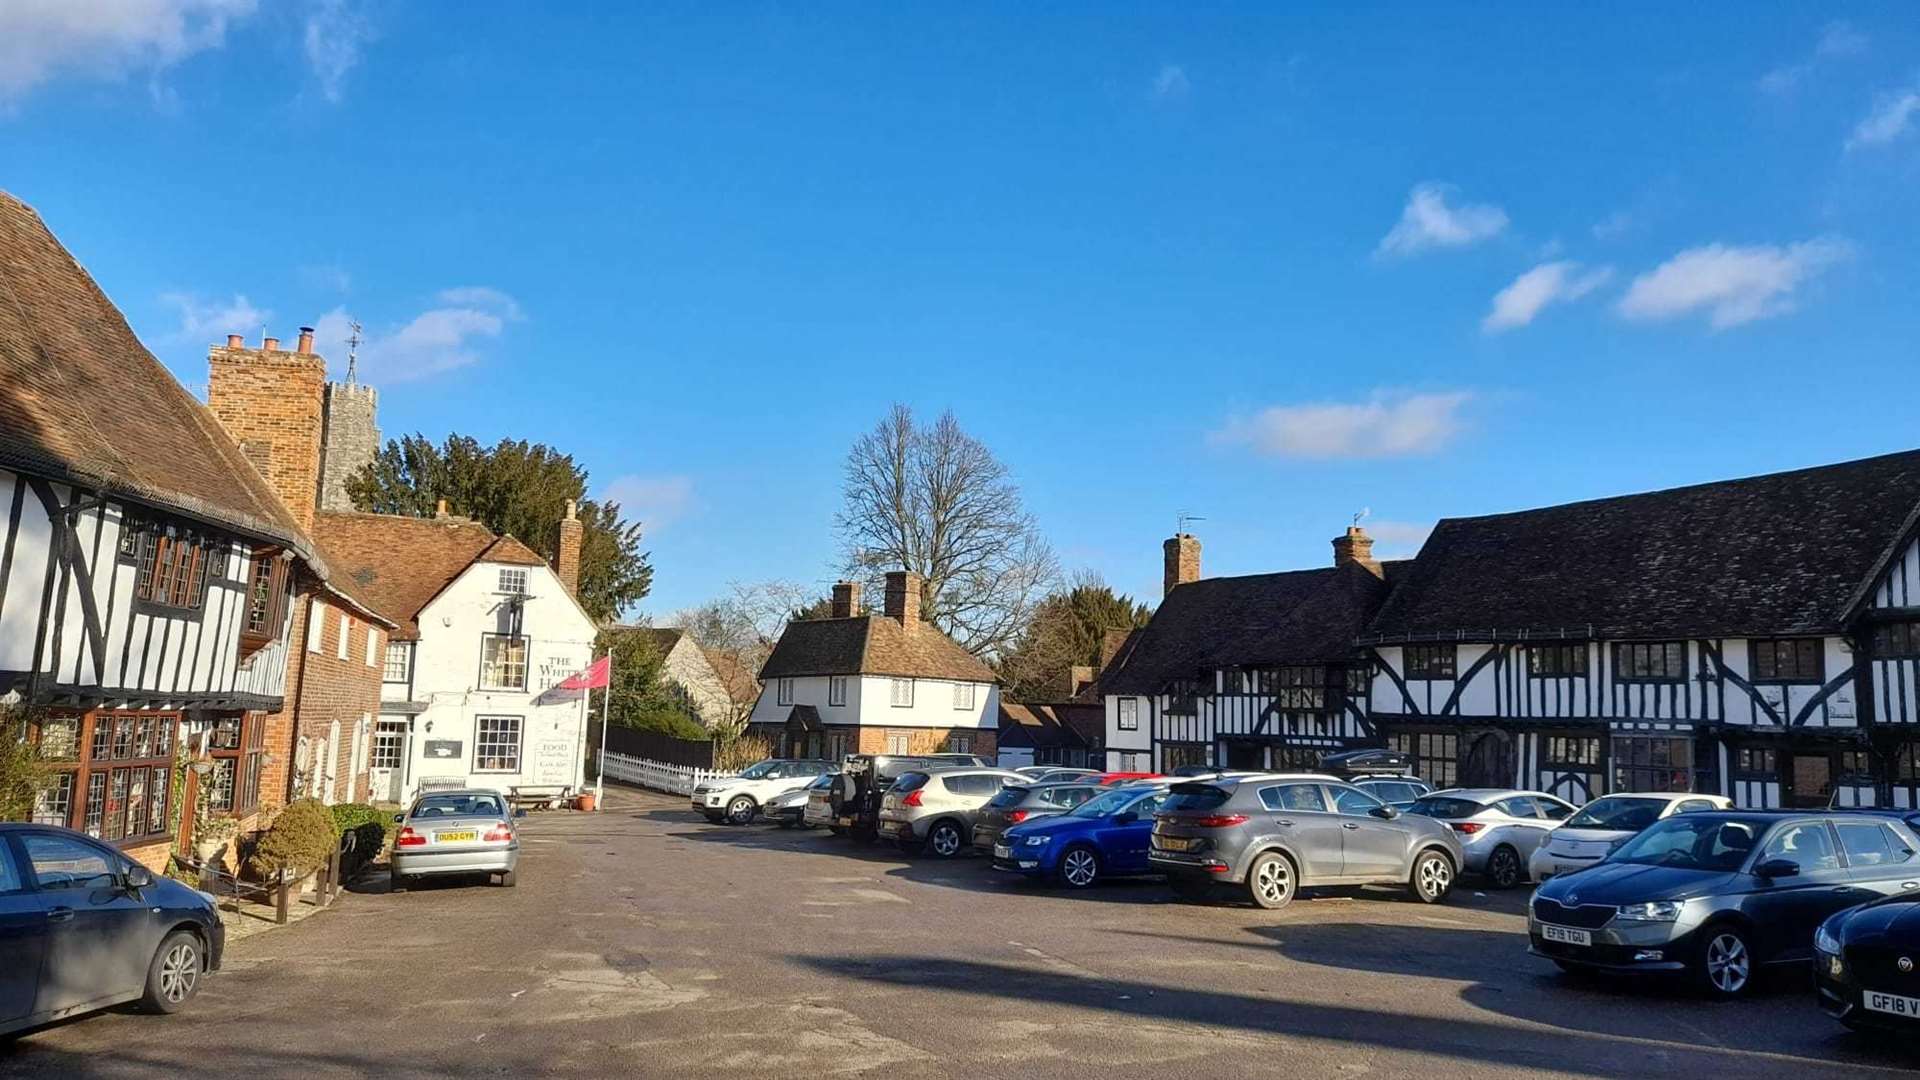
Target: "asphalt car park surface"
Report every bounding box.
[2,786,1911,1079]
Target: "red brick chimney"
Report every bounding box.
[1163,534,1201,597]
[883,570,922,626]
[206,331,326,530]
[1332,525,1382,577]
[830,581,863,619]
[555,500,584,599]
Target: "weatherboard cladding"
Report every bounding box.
[758,615,996,683]
[1367,449,1920,642]
[1100,561,1398,696]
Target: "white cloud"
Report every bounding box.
[302,0,372,103]
[1847,85,1920,150]
[160,291,271,343]
[311,287,524,382]
[1760,21,1869,96]
[601,475,695,532]
[1375,183,1508,258]
[1212,391,1474,460]
[1483,261,1612,333]
[1152,64,1189,100]
[1617,239,1851,329]
[0,0,256,106]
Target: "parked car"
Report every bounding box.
[1817,889,1920,1033]
[1528,810,1920,998]
[690,759,834,825]
[826,754,989,842]
[877,767,1025,856]
[1097,771,1161,785]
[1406,789,1577,889]
[1320,749,1431,809]
[1151,775,1464,908]
[391,789,524,891]
[972,781,1106,855]
[1,823,225,1037]
[994,782,1172,887]
[1014,767,1101,784]
[1528,791,1730,881]
[1350,776,1434,810]
[769,773,838,828]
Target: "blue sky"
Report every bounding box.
[6,5,1920,614]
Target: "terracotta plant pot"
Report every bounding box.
[574,793,597,812]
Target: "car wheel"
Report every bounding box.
[1246,852,1296,910]
[498,870,517,888]
[1059,846,1101,889]
[1409,850,1454,903]
[1694,924,1755,999]
[926,820,965,858]
[1486,845,1523,890]
[389,868,408,893]
[726,796,757,826]
[140,930,203,1013]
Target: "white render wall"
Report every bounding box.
[748,672,996,730]
[390,558,598,802]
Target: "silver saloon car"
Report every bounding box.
[391,789,522,891]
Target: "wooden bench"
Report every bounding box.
[508,785,573,812]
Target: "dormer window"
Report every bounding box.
[498,568,529,595]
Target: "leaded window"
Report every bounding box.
[1611,736,1694,792]
[480,634,529,692]
[1750,638,1823,683]
[1614,642,1688,683]
[476,716,522,772]
[1528,644,1588,678]
[1405,645,1456,680]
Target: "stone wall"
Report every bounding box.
[319,382,379,513]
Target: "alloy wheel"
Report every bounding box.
[1418,854,1452,899]
[1705,932,1750,995]
[160,941,199,1004]
[930,824,962,857]
[727,797,755,825]
[1256,857,1292,905]
[1063,849,1098,887]
[1488,847,1520,889]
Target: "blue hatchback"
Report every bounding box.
[992,784,1170,888]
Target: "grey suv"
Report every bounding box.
[1151,774,1464,908]
[877,768,1025,857]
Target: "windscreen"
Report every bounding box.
[1070,788,1141,818]
[1610,817,1758,872]
[413,794,505,819]
[1161,784,1232,813]
[891,772,931,793]
[1565,797,1664,831]
[987,786,1030,809]
[737,761,779,779]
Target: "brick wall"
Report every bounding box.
[206,341,327,532]
[853,726,997,758]
[261,589,385,809]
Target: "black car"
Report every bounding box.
[1,823,224,1036]
[1816,891,1920,1033]
[1528,810,1920,998]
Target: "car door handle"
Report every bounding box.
[46,908,74,923]
[1342,823,1362,831]
[1273,819,1294,827]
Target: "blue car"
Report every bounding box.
[992,783,1170,888]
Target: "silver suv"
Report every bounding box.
[1151,774,1465,908]
[877,768,1025,857]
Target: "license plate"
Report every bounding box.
[879,821,901,836]
[994,844,1010,859]
[435,830,477,843]
[1154,836,1193,852]
[1541,924,1591,947]
[1866,991,1920,1018]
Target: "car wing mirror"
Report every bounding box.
[1754,857,1800,879]
[122,865,153,891]
[393,813,406,823]
[1370,805,1399,819]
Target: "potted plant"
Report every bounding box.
[195,815,239,864]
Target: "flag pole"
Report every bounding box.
[595,646,611,810]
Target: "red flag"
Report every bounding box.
[557,655,610,690]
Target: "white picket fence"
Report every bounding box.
[601,751,736,796]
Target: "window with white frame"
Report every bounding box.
[338,614,352,660]
[475,715,522,772]
[371,720,405,770]
[480,634,529,691]
[308,601,327,652]
[498,568,528,595]
[366,627,381,667]
[828,676,847,706]
[1117,697,1139,731]
[890,678,914,707]
[885,730,911,754]
[776,678,794,706]
[383,642,411,683]
[952,682,975,710]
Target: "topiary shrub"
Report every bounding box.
[329,803,390,873]
[250,798,340,879]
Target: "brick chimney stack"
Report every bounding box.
[1332,525,1382,577]
[555,500,584,599]
[829,581,863,619]
[206,331,326,531]
[883,570,922,626]
[1163,533,1201,597]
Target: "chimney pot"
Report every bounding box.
[435,498,450,519]
[564,499,577,521]
[226,334,243,348]
[830,581,863,619]
[262,336,280,352]
[1163,533,1201,597]
[296,326,314,354]
[883,570,922,626]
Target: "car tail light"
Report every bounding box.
[483,823,514,842]
[1451,822,1485,835]
[1006,810,1029,823]
[396,826,425,847]
[902,790,924,808]
[1193,814,1249,828]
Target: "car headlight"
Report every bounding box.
[1022,835,1050,847]
[1814,923,1842,955]
[1616,900,1685,922]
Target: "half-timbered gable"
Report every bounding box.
[1363,448,1920,810]
[1101,532,1397,773]
[1844,503,1920,807]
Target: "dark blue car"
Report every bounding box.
[992,783,1170,888]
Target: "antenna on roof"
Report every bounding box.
[1353,507,1372,527]
[1176,512,1205,535]
[344,319,363,384]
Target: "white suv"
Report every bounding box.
[691,759,834,825]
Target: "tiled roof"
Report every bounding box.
[0,190,324,569]
[998,702,1101,750]
[1367,449,1920,641]
[759,615,996,683]
[311,511,540,638]
[702,647,762,705]
[1100,561,1397,695]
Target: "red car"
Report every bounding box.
[1097,771,1161,786]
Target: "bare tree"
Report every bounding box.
[669,579,827,728]
[836,405,1058,656]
